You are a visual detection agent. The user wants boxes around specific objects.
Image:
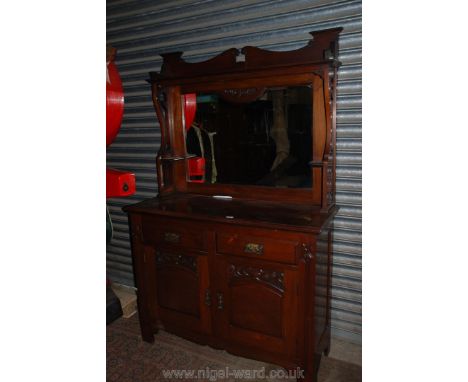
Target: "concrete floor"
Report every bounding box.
[329,338,361,366]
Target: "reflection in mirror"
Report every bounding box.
[184,86,312,188]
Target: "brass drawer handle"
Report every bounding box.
[217,292,224,310]
[164,232,180,243]
[244,243,264,255]
[302,243,314,261]
[205,289,211,307]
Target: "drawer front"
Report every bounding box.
[140,216,205,251]
[217,232,298,264]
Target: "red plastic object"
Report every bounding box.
[184,93,196,131]
[183,93,205,182]
[106,61,124,146]
[187,157,205,183]
[106,168,136,198]
[106,48,135,199]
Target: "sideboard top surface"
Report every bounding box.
[124,194,337,233]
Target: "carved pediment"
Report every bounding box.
[151,27,342,81]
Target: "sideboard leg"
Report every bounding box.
[302,368,317,382]
[141,331,154,343]
[139,318,154,343]
[323,325,331,356]
[303,353,322,382]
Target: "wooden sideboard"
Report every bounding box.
[124,27,342,381]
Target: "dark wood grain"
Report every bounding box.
[125,193,337,233]
[125,28,342,382]
[152,28,342,82]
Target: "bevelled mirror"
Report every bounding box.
[183,85,313,189]
[149,27,340,207]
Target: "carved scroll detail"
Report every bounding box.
[326,162,335,206]
[156,251,197,272]
[219,87,266,103]
[324,67,336,208]
[229,264,284,291]
[131,224,142,242]
[313,75,327,163]
[326,77,335,207]
[154,28,343,80]
[149,80,170,191]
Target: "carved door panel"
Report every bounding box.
[214,255,298,357]
[154,249,211,334]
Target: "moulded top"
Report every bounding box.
[123,193,338,233]
[149,27,343,83]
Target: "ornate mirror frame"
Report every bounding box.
[148,27,342,211]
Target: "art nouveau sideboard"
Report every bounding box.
[123,27,342,381]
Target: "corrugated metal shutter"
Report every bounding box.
[106,0,362,344]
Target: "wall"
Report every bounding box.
[106,0,362,344]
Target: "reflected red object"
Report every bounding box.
[106,168,136,198]
[184,93,196,131]
[187,157,205,183]
[183,93,205,182]
[106,61,124,146]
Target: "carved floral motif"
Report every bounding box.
[131,224,142,242]
[219,87,266,103]
[229,264,284,291]
[156,251,197,272]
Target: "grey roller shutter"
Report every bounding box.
[106,0,362,344]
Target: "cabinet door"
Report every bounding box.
[154,248,211,335]
[214,255,298,357]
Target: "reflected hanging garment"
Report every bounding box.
[270,90,290,171]
[206,131,217,183]
[187,124,216,183]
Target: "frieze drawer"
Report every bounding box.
[216,232,299,264]
[140,216,205,251]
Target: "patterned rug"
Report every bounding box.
[107,315,361,382]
